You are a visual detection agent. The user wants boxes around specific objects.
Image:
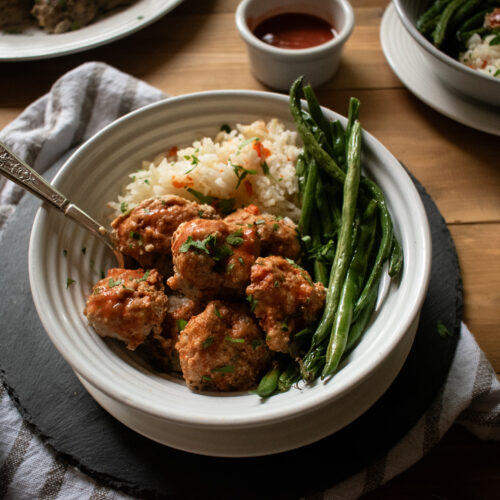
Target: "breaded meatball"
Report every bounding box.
[31,0,98,33]
[167,218,260,300]
[246,256,326,353]
[111,195,219,277]
[225,205,300,260]
[176,301,270,391]
[84,268,168,350]
[140,292,204,372]
[0,0,31,28]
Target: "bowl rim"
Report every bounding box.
[235,0,355,58]
[392,0,500,85]
[28,89,432,428]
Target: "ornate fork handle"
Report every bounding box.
[0,141,122,265]
[0,142,67,209]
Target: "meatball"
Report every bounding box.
[0,0,31,28]
[31,0,98,33]
[84,268,168,350]
[176,301,270,391]
[167,218,260,300]
[140,292,204,372]
[225,205,300,260]
[111,195,219,277]
[246,256,326,353]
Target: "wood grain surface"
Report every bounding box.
[1,0,499,497]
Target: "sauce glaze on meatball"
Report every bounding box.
[84,268,168,350]
[246,256,326,353]
[176,301,270,391]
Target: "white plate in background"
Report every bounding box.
[380,3,500,137]
[0,0,183,61]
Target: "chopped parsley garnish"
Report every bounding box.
[273,280,280,288]
[185,188,236,215]
[301,271,314,286]
[220,123,231,133]
[225,335,244,343]
[176,319,188,331]
[286,258,301,269]
[238,256,244,265]
[122,284,135,292]
[137,270,150,282]
[202,375,212,383]
[120,202,129,214]
[237,136,259,151]
[272,223,279,231]
[108,277,123,287]
[144,179,150,185]
[202,337,214,349]
[212,364,235,373]
[184,154,200,174]
[276,215,283,221]
[93,287,102,295]
[246,294,258,312]
[179,235,212,255]
[261,161,270,176]
[66,278,76,288]
[214,305,222,319]
[437,320,452,338]
[255,219,266,225]
[227,228,244,246]
[281,317,289,332]
[129,230,141,240]
[494,69,500,77]
[252,339,263,350]
[230,162,257,189]
[226,263,235,271]
[198,210,204,217]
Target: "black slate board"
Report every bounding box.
[0,167,462,500]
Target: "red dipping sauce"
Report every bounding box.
[253,12,336,50]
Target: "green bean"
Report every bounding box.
[451,0,482,32]
[256,364,281,397]
[310,121,362,349]
[353,177,393,319]
[290,77,345,184]
[332,120,346,169]
[432,0,467,48]
[321,126,367,378]
[301,344,326,381]
[345,98,360,160]
[315,172,335,238]
[458,9,490,32]
[417,0,452,32]
[278,362,301,392]
[345,286,378,352]
[297,159,318,235]
[419,13,442,37]
[389,235,404,278]
[295,153,307,193]
[303,84,333,145]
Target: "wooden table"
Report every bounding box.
[1,0,499,497]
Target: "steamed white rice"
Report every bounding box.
[459,33,500,78]
[109,119,303,222]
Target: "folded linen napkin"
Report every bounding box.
[0,62,499,500]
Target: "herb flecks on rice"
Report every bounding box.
[109,119,302,222]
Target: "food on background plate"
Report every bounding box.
[1,0,136,34]
[417,1,500,78]
[83,78,403,396]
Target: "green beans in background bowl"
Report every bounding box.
[393,0,500,107]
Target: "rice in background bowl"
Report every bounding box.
[109,119,302,222]
[459,34,500,79]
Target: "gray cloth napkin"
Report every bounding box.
[1,62,499,500]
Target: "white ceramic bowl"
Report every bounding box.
[393,0,500,107]
[29,90,431,457]
[235,0,354,91]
